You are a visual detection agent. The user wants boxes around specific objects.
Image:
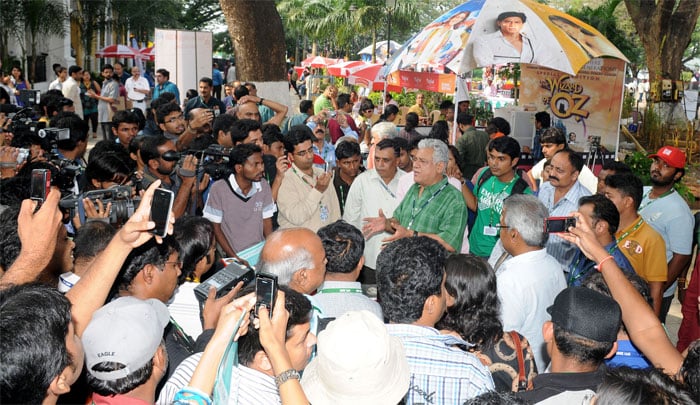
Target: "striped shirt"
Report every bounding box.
[538,180,591,267]
[386,324,494,404]
[157,352,280,405]
[393,177,468,252]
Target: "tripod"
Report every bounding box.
[586,136,604,170]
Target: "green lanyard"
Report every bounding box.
[487,175,516,226]
[638,188,674,211]
[568,244,619,285]
[318,287,363,294]
[408,181,448,229]
[292,166,315,188]
[615,216,644,245]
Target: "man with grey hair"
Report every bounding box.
[364,138,467,252]
[258,227,328,332]
[258,228,327,294]
[490,194,566,371]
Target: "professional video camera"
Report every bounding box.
[5,107,45,138]
[199,144,233,181]
[161,144,234,181]
[60,185,140,225]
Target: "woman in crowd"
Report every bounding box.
[398,112,421,144]
[428,119,449,144]
[80,70,101,139]
[10,66,31,107]
[436,254,538,392]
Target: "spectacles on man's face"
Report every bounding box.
[163,261,183,271]
[294,146,314,157]
[165,114,185,124]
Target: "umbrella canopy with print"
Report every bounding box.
[327,60,367,77]
[139,46,155,61]
[301,56,341,68]
[347,63,402,92]
[388,0,628,76]
[95,44,142,59]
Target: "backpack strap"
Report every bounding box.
[509,331,528,392]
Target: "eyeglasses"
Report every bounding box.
[165,114,185,124]
[164,261,183,270]
[294,146,315,157]
[494,224,510,230]
[363,109,373,113]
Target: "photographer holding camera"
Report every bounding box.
[140,135,198,218]
[50,112,88,193]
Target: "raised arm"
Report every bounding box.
[66,181,174,336]
[559,212,683,376]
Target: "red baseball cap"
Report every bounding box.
[649,146,686,169]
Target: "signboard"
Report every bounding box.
[520,58,626,154]
[155,29,213,102]
[387,70,456,93]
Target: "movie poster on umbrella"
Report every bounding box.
[519,58,626,154]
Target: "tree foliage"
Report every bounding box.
[623,0,700,81]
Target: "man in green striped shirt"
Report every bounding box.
[364,139,467,252]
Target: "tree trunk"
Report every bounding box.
[219,0,286,82]
[624,0,700,82]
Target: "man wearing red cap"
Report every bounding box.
[639,146,694,323]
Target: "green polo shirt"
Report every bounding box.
[393,177,467,252]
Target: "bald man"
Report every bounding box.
[259,228,327,295]
[176,107,214,151]
[259,228,328,333]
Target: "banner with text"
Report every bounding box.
[520,58,625,154]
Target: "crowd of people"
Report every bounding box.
[0,61,699,404]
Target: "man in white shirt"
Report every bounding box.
[124,66,150,114]
[490,194,567,371]
[62,65,83,118]
[343,138,404,281]
[48,66,66,91]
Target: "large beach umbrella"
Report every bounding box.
[301,56,341,68]
[95,44,142,59]
[347,63,402,92]
[388,0,628,76]
[139,46,155,62]
[327,60,367,77]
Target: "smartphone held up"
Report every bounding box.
[149,188,174,238]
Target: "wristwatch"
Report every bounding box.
[274,369,300,388]
[257,98,265,106]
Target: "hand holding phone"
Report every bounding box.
[149,188,174,238]
[255,273,278,318]
[30,169,51,211]
[544,216,577,233]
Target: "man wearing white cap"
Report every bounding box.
[639,145,694,322]
[82,296,170,404]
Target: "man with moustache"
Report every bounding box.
[124,66,151,114]
[538,149,591,267]
[203,143,276,260]
[343,138,405,281]
[364,138,467,253]
[638,146,694,322]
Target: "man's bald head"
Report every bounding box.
[236,102,261,122]
[259,228,327,294]
[188,108,213,135]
